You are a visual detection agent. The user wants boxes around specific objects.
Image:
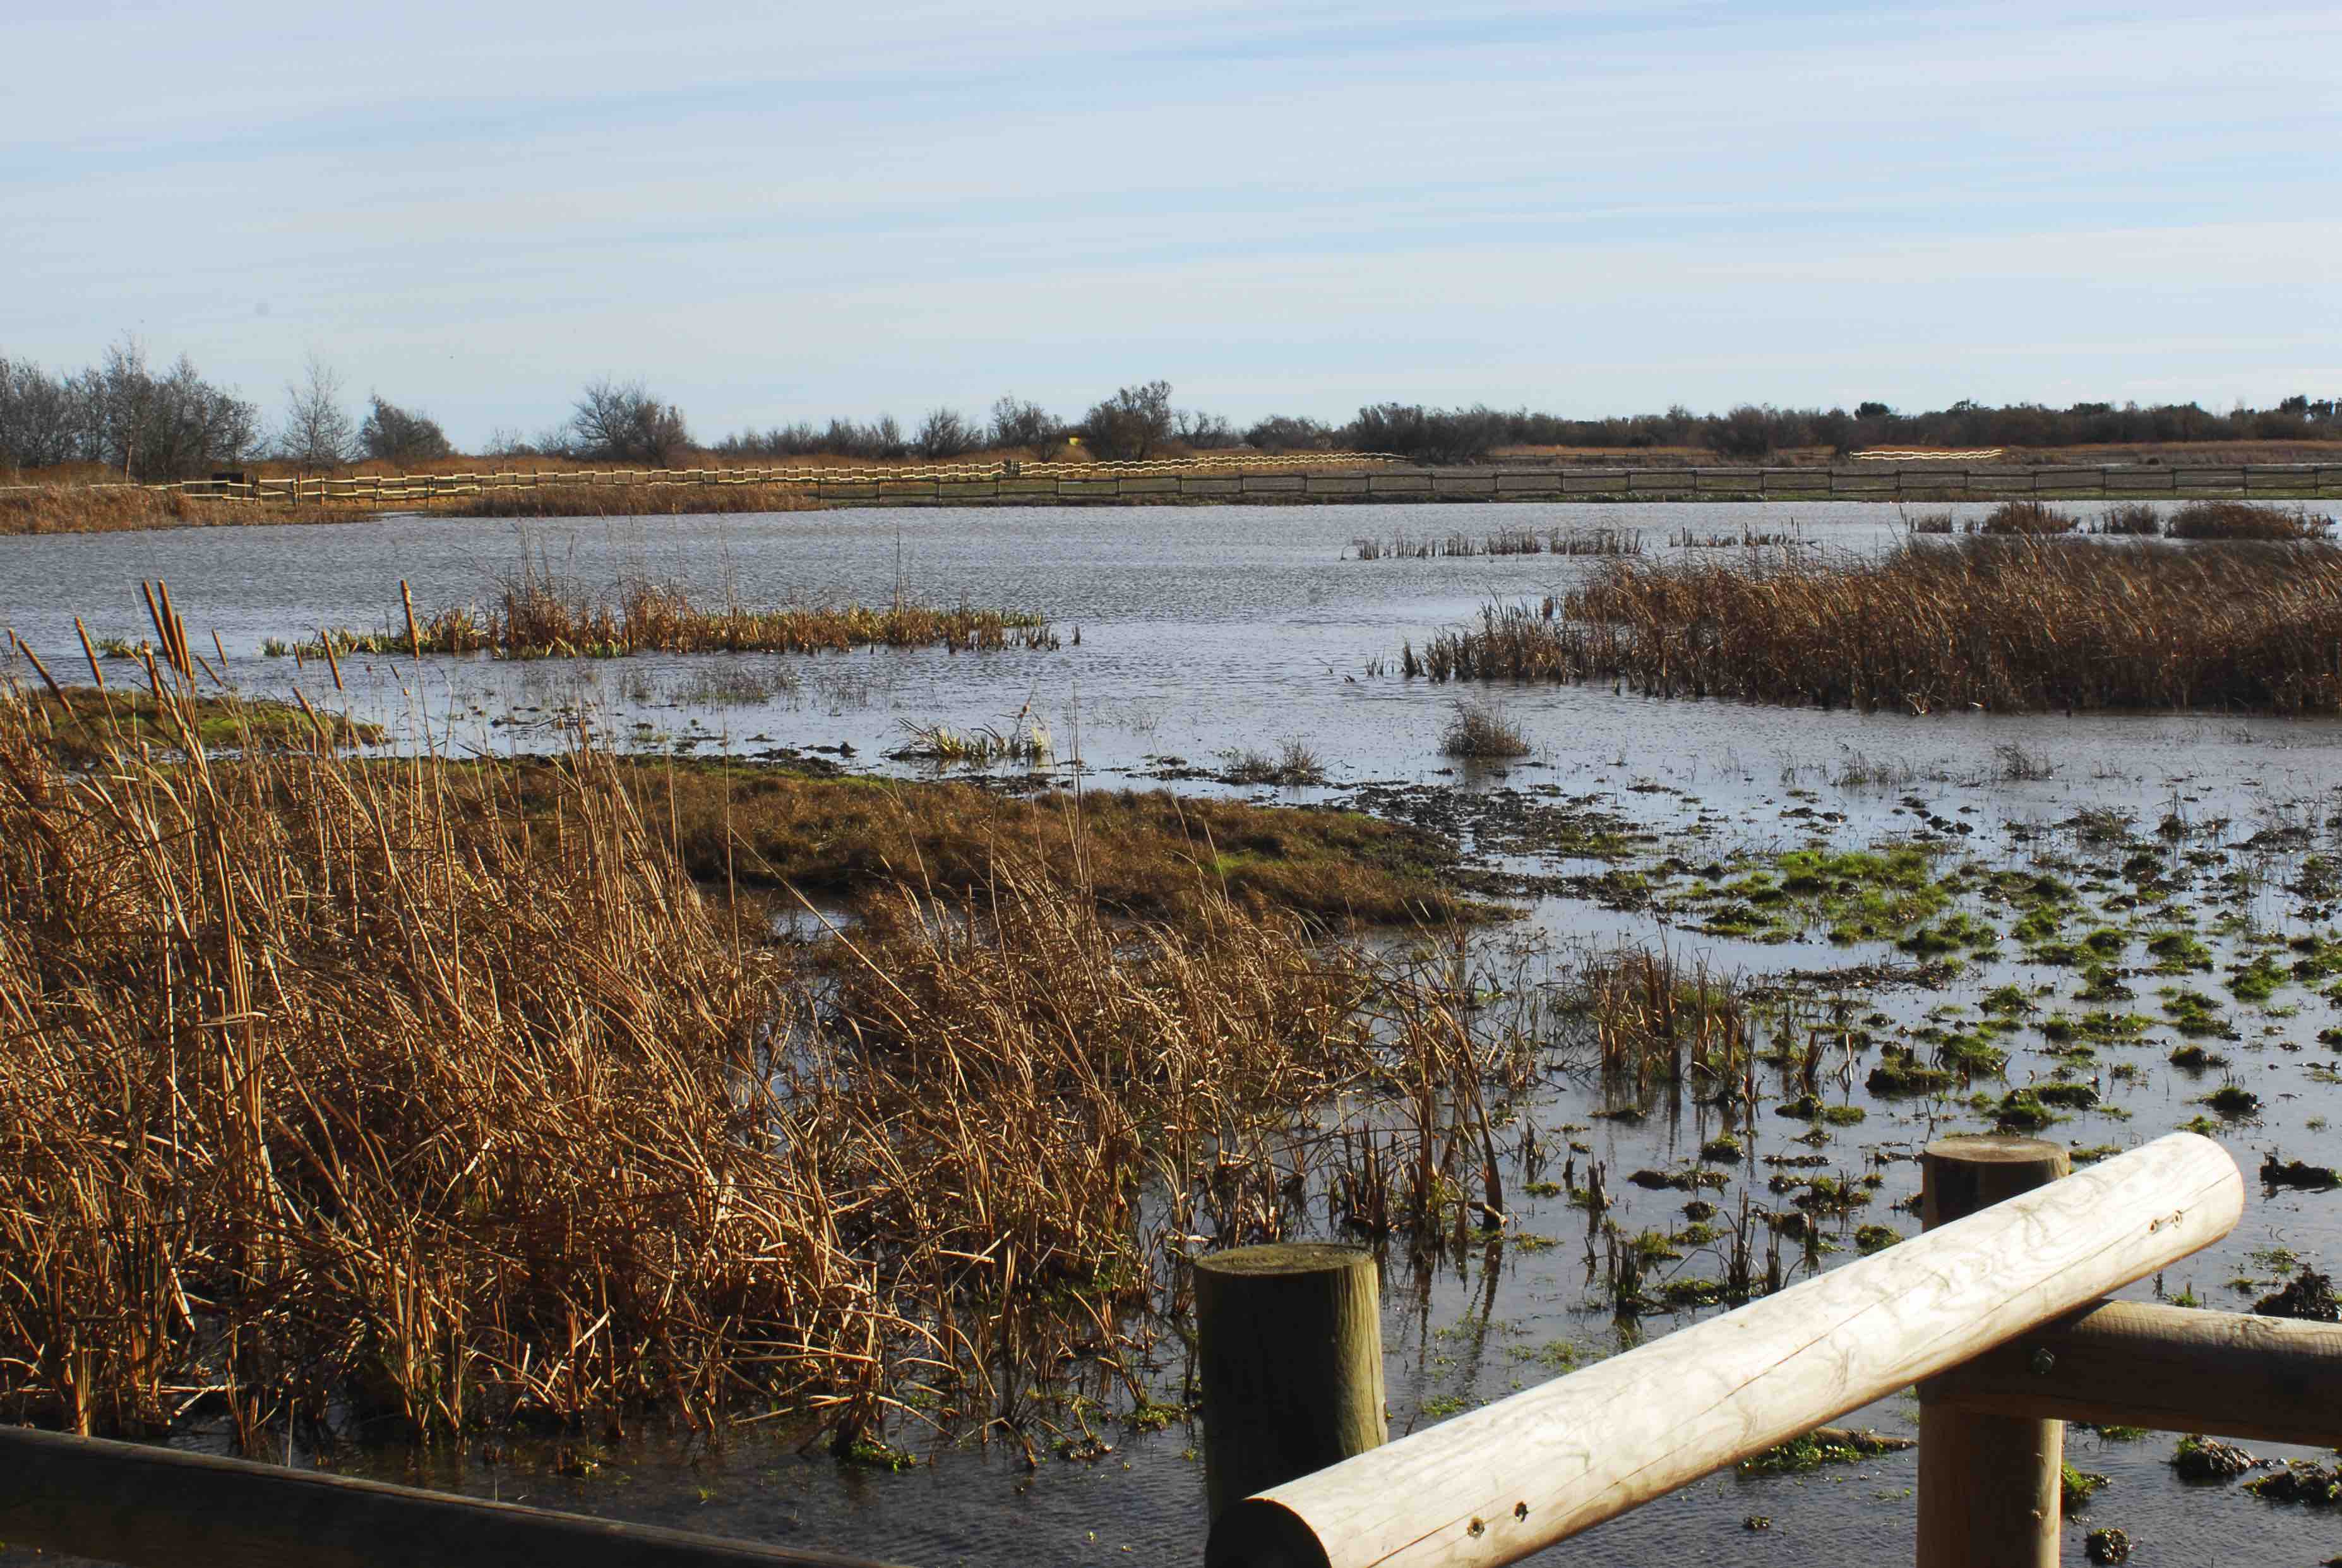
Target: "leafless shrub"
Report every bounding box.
[571,376,692,465]
[915,407,979,460]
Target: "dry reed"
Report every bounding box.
[0,652,1503,1454]
[287,565,1054,660]
[1555,948,1752,1100]
[1971,500,2078,535]
[1351,527,1640,561]
[2166,501,2332,541]
[1411,540,2342,714]
[440,482,820,518]
[1440,702,1530,758]
[0,488,371,536]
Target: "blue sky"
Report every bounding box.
[8,0,2337,446]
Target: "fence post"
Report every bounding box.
[1195,1243,1386,1523]
[1915,1136,2070,1568]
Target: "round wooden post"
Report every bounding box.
[1195,1243,1386,1522]
[1916,1135,2070,1568]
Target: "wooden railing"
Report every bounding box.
[4,461,2337,511]
[0,1133,2334,1568]
[0,1427,900,1568]
[1199,1133,2341,1568]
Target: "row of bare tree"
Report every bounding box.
[0,339,455,479]
[8,337,2338,480]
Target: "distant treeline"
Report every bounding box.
[6,335,2338,480]
[717,391,2342,466]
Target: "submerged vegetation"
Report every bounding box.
[1411,539,2342,714]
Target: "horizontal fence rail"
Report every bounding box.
[1931,1298,2342,1447]
[5,462,2339,510]
[0,1424,903,1568]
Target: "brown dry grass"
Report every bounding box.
[1414,540,2342,714]
[0,488,374,536]
[0,660,1510,1454]
[299,568,1054,659]
[1973,500,2077,535]
[441,482,820,518]
[0,680,377,766]
[2166,501,2332,541]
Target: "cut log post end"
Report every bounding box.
[1920,1134,2069,1230]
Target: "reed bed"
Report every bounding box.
[1352,526,1640,560]
[0,488,369,536]
[277,568,1054,660]
[891,714,1054,767]
[1553,948,1752,1099]
[1971,500,2078,535]
[440,482,819,518]
[0,673,866,1442]
[1440,701,1530,758]
[0,654,1512,1452]
[0,679,378,766]
[2099,502,2163,536]
[2167,500,2333,541]
[1221,739,1328,786]
[1668,522,1805,549]
[1409,540,2342,714]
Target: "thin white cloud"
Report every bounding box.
[5,0,2335,441]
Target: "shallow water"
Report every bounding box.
[6,500,2342,1568]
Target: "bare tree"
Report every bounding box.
[359,395,453,465]
[915,407,977,460]
[988,395,1059,456]
[56,335,258,479]
[278,354,357,472]
[0,357,79,472]
[1174,407,1236,449]
[571,377,691,466]
[1081,380,1174,460]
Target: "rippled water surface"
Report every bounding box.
[6,500,2342,1567]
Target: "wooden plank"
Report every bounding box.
[1933,1300,2342,1446]
[0,1427,904,1568]
[1206,1134,2240,1568]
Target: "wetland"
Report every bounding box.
[7,497,2342,1567]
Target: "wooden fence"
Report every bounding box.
[1199,1133,2333,1568]
[1,1132,2335,1568]
[5,461,2338,511]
